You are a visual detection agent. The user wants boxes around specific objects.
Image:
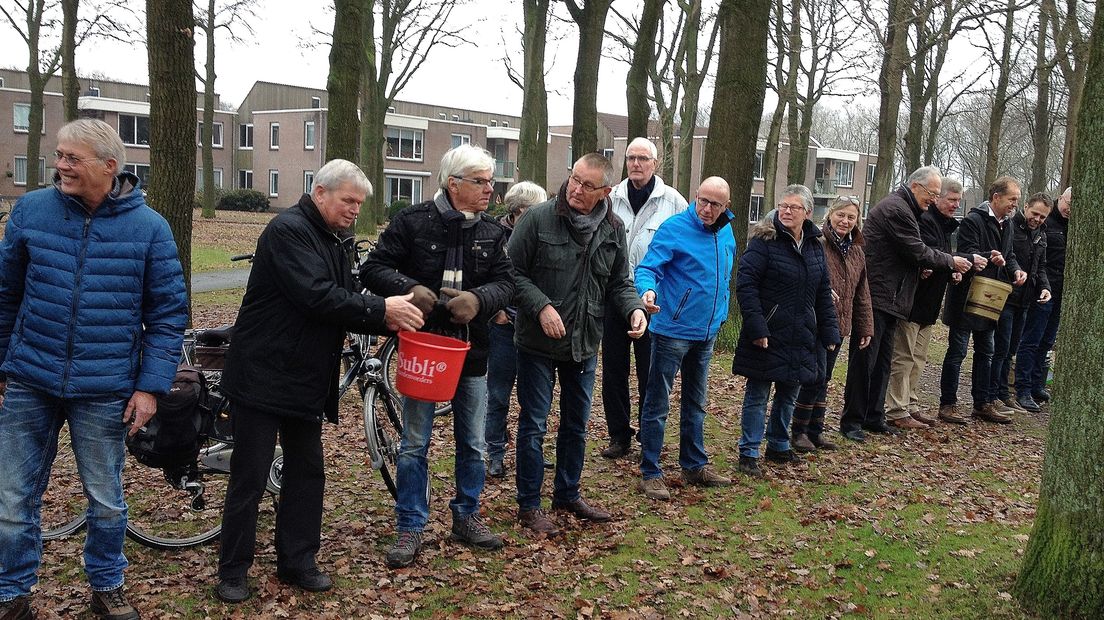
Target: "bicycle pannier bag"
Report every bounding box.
[126,365,208,469]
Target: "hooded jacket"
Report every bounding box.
[634,206,736,341]
[0,174,187,397]
[731,214,840,385]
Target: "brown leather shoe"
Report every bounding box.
[938,404,968,425]
[911,410,937,426]
[551,497,612,521]
[974,403,1013,424]
[1000,397,1028,414]
[808,434,838,450]
[791,433,817,453]
[517,508,559,537]
[889,416,927,430]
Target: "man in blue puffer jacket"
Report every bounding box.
[0,119,187,620]
[634,177,737,500]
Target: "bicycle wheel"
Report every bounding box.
[41,425,87,540]
[363,384,402,499]
[379,335,452,416]
[122,439,232,550]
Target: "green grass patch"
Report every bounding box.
[192,245,250,273]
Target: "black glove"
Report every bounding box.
[408,284,436,315]
[440,287,480,324]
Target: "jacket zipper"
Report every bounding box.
[765,304,779,323]
[672,288,692,322]
[706,234,720,339]
[61,214,92,393]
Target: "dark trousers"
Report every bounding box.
[840,309,898,433]
[991,305,1027,401]
[218,402,325,580]
[601,309,651,445]
[940,326,995,408]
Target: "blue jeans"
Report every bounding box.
[484,321,517,462]
[514,351,596,511]
[940,326,995,408]
[639,334,715,480]
[990,305,1027,401]
[394,375,487,532]
[738,378,799,458]
[1016,298,1060,397]
[0,381,129,600]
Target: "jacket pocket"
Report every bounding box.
[672,289,692,322]
[765,303,779,324]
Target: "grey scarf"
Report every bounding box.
[567,200,608,246]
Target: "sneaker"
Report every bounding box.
[938,404,969,425]
[1017,394,1042,413]
[974,403,1013,424]
[450,513,504,550]
[215,577,250,604]
[765,448,800,464]
[517,508,560,537]
[990,400,1016,416]
[791,433,817,453]
[0,596,33,620]
[89,586,138,620]
[681,466,732,487]
[737,456,764,478]
[888,416,927,430]
[385,530,423,568]
[808,434,838,450]
[487,458,505,479]
[1000,397,1028,414]
[638,477,671,500]
[600,441,631,459]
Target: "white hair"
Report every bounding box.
[313,159,372,196]
[626,137,658,159]
[438,144,495,189]
[907,165,942,186]
[781,184,813,213]
[57,119,127,174]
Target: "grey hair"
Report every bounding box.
[824,195,863,230]
[57,119,126,173]
[312,158,372,196]
[780,184,814,214]
[504,181,548,213]
[940,177,963,196]
[438,144,495,189]
[626,137,658,160]
[906,165,942,186]
[577,152,616,187]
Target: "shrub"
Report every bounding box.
[387,199,410,220]
[217,189,270,212]
[193,188,228,211]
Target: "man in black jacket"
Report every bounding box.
[939,176,1027,425]
[1016,187,1070,411]
[360,145,515,569]
[216,160,424,603]
[839,166,971,442]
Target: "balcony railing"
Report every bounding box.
[494,160,516,180]
[813,178,837,195]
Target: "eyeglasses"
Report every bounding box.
[836,195,860,206]
[569,174,608,193]
[777,203,805,213]
[696,196,727,210]
[916,185,940,199]
[625,155,654,164]
[452,176,494,189]
[53,150,101,166]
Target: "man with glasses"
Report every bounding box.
[599,138,687,461]
[509,153,647,536]
[839,165,972,442]
[0,119,188,619]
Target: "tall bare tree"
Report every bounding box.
[622,0,664,177]
[513,0,551,187]
[980,0,1028,188]
[147,0,197,308]
[358,0,470,229]
[564,0,614,156]
[673,0,720,197]
[762,0,800,208]
[60,0,78,121]
[1028,2,1057,193]
[325,0,363,163]
[867,0,911,198]
[194,0,257,219]
[1048,0,1093,188]
[1014,6,1104,615]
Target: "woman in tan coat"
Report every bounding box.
[792,196,874,451]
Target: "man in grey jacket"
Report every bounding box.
[508,153,647,537]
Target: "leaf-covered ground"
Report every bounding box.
[29,218,1046,618]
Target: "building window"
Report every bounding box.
[451,133,471,148]
[385,127,423,161]
[13,156,46,186]
[119,114,150,146]
[867,162,876,185]
[754,152,765,180]
[602,148,614,160]
[835,161,855,188]
[197,121,224,148]
[304,121,316,150]
[303,170,314,193]
[0,77,5,87]
[239,169,253,189]
[310,96,321,109]
[386,176,422,205]
[195,167,224,190]
[268,169,279,197]
[239,123,253,149]
[749,195,764,223]
[87,86,100,96]
[13,103,35,133]
[122,163,151,188]
[270,122,280,149]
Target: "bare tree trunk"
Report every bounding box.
[782,0,803,185]
[359,0,387,228]
[518,0,549,187]
[1029,2,1054,194]
[200,0,217,219]
[982,0,1017,190]
[902,16,927,173]
[625,0,663,179]
[763,0,797,210]
[1051,0,1089,190]
[675,0,717,198]
[1015,8,1104,615]
[872,0,910,199]
[61,0,78,122]
[565,0,613,155]
[325,0,363,163]
[147,0,197,311]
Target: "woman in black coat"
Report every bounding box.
[732,185,840,479]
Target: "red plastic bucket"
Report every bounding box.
[395,331,471,402]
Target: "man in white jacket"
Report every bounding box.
[600,137,688,460]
